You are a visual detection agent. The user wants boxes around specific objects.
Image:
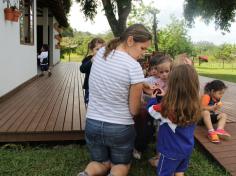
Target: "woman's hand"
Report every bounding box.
[143,83,158,95]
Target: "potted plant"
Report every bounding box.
[3,3,21,22]
[11,4,21,22]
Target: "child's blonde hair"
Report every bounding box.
[161,64,201,126]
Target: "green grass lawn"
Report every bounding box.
[0,143,229,176]
[195,62,236,83]
[61,54,84,63]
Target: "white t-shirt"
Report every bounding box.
[37,51,48,63]
[86,47,144,125]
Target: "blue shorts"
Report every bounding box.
[157,153,190,176]
[85,118,136,165]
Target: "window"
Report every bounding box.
[19,0,34,45]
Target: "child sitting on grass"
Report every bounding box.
[201,80,231,143]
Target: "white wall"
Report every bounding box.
[52,17,61,65]
[0,0,37,97]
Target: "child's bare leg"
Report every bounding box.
[217,113,227,129]
[175,172,184,176]
[202,110,214,130]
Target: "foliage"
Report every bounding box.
[60,37,78,60]
[184,0,236,32]
[128,1,159,31]
[75,0,132,36]
[158,17,194,58]
[215,44,236,68]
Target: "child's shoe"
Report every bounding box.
[133,149,141,159]
[208,131,220,143]
[148,155,160,167]
[77,171,89,176]
[216,129,231,140]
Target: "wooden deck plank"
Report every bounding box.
[6,77,56,132]
[17,67,68,132]
[27,65,70,132]
[40,65,73,132]
[72,64,82,131]
[54,64,74,131]
[0,62,86,142]
[0,77,50,132]
[63,64,76,131]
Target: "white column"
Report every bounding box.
[42,8,48,44]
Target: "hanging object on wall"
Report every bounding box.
[55,42,61,49]
[53,22,63,33]
[4,6,21,22]
[54,34,62,42]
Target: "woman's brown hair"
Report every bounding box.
[161,64,201,126]
[103,24,152,58]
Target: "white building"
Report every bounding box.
[0,0,69,98]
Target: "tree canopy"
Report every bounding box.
[76,0,131,37]
[158,17,193,58]
[184,0,236,32]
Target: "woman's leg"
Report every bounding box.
[84,161,110,176]
[175,172,184,176]
[109,164,130,176]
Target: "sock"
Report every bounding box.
[208,129,214,133]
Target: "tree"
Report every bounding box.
[128,2,159,51]
[61,37,78,61]
[184,0,236,32]
[76,0,132,37]
[215,44,236,68]
[158,17,193,58]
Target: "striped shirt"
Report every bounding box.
[86,47,144,125]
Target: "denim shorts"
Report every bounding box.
[85,118,136,164]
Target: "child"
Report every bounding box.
[148,64,201,176]
[38,44,51,77]
[201,80,231,143]
[80,38,105,105]
[133,54,172,160]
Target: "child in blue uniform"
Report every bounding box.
[148,64,201,176]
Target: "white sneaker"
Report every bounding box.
[133,149,142,159]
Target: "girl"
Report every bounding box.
[133,54,173,160]
[201,80,231,143]
[38,44,51,77]
[80,38,105,105]
[149,64,201,176]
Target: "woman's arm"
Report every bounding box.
[129,82,143,116]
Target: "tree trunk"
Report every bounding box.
[153,12,158,51]
[102,0,131,37]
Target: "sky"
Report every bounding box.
[68,0,236,45]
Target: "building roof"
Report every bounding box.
[37,0,71,27]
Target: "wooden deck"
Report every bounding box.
[195,76,236,176]
[0,64,236,175]
[0,62,86,142]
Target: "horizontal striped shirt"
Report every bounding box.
[86,47,144,125]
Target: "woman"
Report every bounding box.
[78,24,152,176]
